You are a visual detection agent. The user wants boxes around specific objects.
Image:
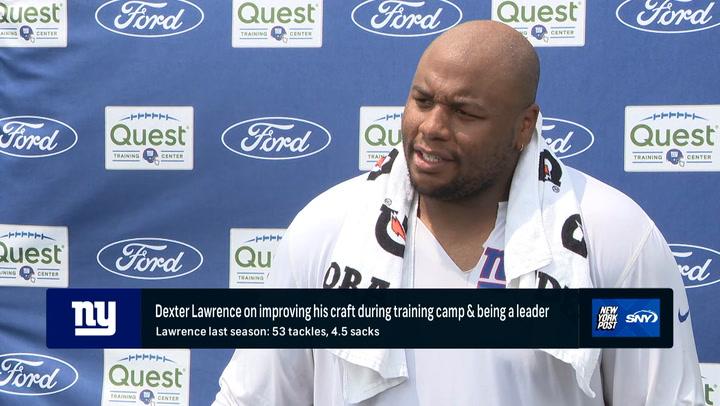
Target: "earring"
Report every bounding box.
[519,144,524,152]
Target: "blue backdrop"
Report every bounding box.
[1,1,719,404]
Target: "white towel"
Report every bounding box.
[325,118,600,403]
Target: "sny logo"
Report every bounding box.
[625,309,658,323]
[72,301,117,336]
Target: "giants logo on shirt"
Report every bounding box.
[375,204,408,258]
[476,247,506,288]
[367,149,399,181]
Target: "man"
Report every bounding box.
[214,21,703,405]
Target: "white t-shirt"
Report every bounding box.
[213,168,704,406]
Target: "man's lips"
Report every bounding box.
[412,146,454,171]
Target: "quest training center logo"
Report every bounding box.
[95,0,204,38]
[222,116,331,160]
[0,353,78,396]
[351,0,463,37]
[0,0,67,47]
[491,0,585,47]
[232,0,323,48]
[105,106,194,170]
[616,0,720,34]
[670,243,720,289]
[97,238,203,280]
[0,225,68,288]
[359,106,403,170]
[102,349,190,406]
[625,105,719,172]
[230,228,285,288]
[0,115,77,158]
[701,363,720,406]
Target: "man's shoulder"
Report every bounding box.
[566,167,659,287]
[567,167,651,230]
[281,173,371,250]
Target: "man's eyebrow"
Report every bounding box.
[410,85,432,97]
[411,85,488,112]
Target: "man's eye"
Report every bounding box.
[415,98,433,108]
[455,108,475,118]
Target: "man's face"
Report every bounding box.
[402,48,528,201]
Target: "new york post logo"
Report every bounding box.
[47,289,141,348]
[72,301,116,336]
[592,298,660,338]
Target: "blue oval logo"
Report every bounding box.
[0,116,77,158]
[351,0,463,37]
[616,0,720,33]
[95,0,204,38]
[542,117,594,159]
[0,353,78,396]
[670,244,720,288]
[97,238,203,280]
[222,117,332,160]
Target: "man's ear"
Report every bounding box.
[515,103,540,151]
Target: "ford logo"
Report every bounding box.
[0,116,77,158]
[616,0,720,34]
[670,244,720,288]
[0,353,78,396]
[95,0,204,38]
[351,0,463,37]
[97,238,203,280]
[222,117,332,160]
[542,117,594,159]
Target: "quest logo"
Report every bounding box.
[542,117,594,159]
[351,0,462,37]
[222,116,331,160]
[105,106,194,170]
[359,106,403,170]
[233,0,323,48]
[670,244,720,289]
[625,105,720,172]
[230,228,285,288]
[616,0,720,34]
[492,0,585,47]
[0,0,67,47]
[102,349,190,406]
[97,238,203,280]
[0,225,68,288]
[0,116,77,158]
[0,353,78,396]
[95,0,204,38]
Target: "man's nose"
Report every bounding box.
[418,105,452,141]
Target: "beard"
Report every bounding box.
[404,139,518,202]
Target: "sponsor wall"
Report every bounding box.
[0,0,718,404]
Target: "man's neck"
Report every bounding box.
[418,186,508,271]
